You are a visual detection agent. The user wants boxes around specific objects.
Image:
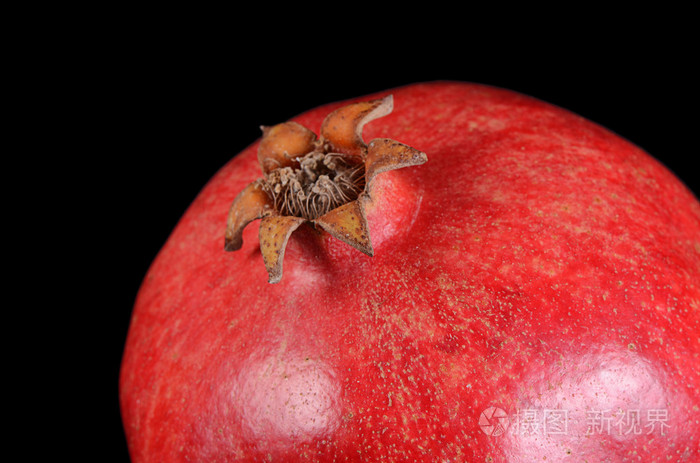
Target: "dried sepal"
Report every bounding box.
[320,95,394,158]
[313,194,373,256]
[224,181,274,251]
[258,122,317,174]
[258,215,306,283]
[365,138,428,189]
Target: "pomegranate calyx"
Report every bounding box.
[224,95,427,283]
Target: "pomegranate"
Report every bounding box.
[120,81,700,462]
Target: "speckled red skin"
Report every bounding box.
[120,82,700,462]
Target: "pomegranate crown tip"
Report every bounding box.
[224,95,427,283]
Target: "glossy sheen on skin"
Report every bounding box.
[120,82,700,462]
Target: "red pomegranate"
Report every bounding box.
[120,81,700,462]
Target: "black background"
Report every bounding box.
[55,17,696,462]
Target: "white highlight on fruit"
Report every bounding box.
[233,351,341,446]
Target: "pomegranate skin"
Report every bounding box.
[120,82,700,462]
